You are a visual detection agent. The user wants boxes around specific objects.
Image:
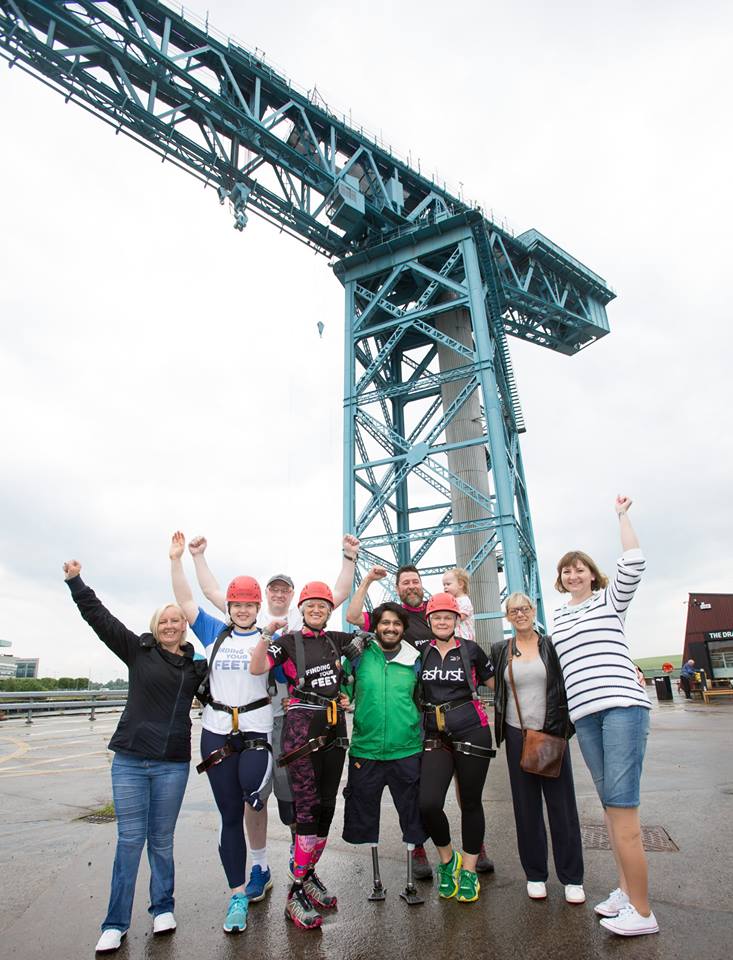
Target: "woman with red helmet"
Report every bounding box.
[250,581,368,930]
[169,532,276,936]
[418,591,495,904]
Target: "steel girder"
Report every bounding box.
[0,0,615,355]
[336,216,547,631]
[0,1,617,626]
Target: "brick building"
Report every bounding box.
[683,593,733,680]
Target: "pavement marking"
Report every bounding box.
[26,738,113,752]
[0,736,30,766]
[0,763,110,779]
[7,749,110,769]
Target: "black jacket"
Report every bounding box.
[67,576,207,761]
[490,634,573,748]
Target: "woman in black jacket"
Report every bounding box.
[63,560,207,954]
[491,592,584,904]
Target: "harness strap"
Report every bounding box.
[277,733,349,767]
[207,695,272,716]
[423,734,495,759]
[290,689,343,726]
[422,696,474,733]
[452,740,496,759]
[196,735,272,775]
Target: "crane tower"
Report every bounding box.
[0,0,615,641]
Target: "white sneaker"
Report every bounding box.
[599,902,659,936]
[95,929,126,953]
[153,912,176,934]
[565,884,586,904]
[594,887,629,917]
[527,881,547,899]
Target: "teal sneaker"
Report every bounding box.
[245,866,273,902]
[223,893,249,933]
[437,850,462,899]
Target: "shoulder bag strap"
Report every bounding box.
[507,645,526,733]
[457,640,479,700]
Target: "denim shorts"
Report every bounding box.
[574,705,650,808]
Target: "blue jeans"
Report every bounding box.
[574,706,650,808]
[102,752,190,932]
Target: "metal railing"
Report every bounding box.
[0,690,128,724]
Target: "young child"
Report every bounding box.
[442,568,474,641]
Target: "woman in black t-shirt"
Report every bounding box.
[418,592,494,905]
[250,580,366,930]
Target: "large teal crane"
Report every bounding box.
[0,0,615,640]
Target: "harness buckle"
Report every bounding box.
[326,699,338,726]
[435,704,446,732]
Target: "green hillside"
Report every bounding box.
[634,655,682,674]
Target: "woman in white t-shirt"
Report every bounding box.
[170,532,276,936]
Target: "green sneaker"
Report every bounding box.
[437,850,462,899]
[457,868,480,902]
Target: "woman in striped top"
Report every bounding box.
[553,496,658,938]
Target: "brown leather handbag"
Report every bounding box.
[507,648,566,778]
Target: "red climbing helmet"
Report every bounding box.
[298,581,334,607]
[226,576,262,604]
[426,592,460,616]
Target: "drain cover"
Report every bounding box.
[581,823,678,852]
[81,813,115,824]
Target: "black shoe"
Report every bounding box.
[411,845,433,880]
[476,844,494,874]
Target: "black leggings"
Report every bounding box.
[419,725,492,856]
[201,729,272,888]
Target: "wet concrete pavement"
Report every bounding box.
[1,695,731,960]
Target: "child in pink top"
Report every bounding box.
[442,568,474,641]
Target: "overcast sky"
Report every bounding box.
[1,0,731,679]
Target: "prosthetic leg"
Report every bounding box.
[368,843,386,901]
[399,843,425,905]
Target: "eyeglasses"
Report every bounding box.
[507,606,532,617]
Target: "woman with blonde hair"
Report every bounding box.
[63,560,207,954]
[491,593,584,903]
[553,496,656,937]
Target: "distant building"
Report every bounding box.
[0,640,40,679]
[683,593,733,680]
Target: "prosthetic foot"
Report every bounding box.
[399,843,425,905]
[368,844,386,901]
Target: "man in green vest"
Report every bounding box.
[342,602,428,903]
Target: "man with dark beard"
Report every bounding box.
[342,602,427,903]
[346,566,495,878]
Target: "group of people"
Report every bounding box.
[62,495,658,953]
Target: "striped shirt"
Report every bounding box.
[552,549,650,723]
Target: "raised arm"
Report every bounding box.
[249,630,275,676]
[345,564,387,627]
[188,536,227,613]
[331,533,361,609]
[169,532,200,626]
[615,495,640,551]
[63,560,138,663]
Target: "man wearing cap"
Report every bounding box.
[187,534,360,900]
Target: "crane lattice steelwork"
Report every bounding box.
[0,0,615,641]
